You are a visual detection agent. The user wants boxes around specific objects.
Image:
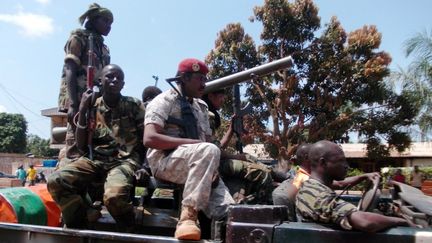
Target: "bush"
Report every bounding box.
[347,168,367,191]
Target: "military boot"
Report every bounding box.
[175,206,201,240]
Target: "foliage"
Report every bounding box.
[26,134,58,157]
[389,29,432,140]
[346,168,366,191]
[0,113,27,153]
[205,0,418,162]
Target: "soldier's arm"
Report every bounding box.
[348,211,410,233]
[143,123,201,150]
[219,118,234,149]
[75,90,92,153]
[332,172,380,189]
[64,37,83,109]
[65,60,79,109]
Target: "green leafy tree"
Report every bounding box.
[390,29,432,140]
[205,0,418,165]
[26,134,58,157]
[0,113,27,153]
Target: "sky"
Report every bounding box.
[0,0,431,139]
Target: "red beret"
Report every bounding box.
[178,58,209,74]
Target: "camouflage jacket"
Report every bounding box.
[91,95,145,166]
[58,29,110,112]
[296,178,357,230]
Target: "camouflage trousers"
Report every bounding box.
[147,142,234,219]
[47,156,138,228]
[219,159,273,204]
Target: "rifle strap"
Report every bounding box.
[166,97,199,139]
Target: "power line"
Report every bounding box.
[1,83,51,108]
[0,83,51,138]
[0,83,44,118]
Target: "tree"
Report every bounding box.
[0,113,27,153]
[26,134,58,157]
[390,29,432,140]
[205,0,418,164]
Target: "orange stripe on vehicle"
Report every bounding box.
[27,184,61,227]
[0,194,18,223]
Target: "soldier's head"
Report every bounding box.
[79,3,113,36]
[309,140,348,181]
[295,143,311,171]
[100,64,124,95]
[203,89,226,110]
[171,58,208,98]
[142,86,162,103]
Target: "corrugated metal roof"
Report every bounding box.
[243,142,432,160]
[40,107,67,117]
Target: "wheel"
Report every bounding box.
[357,176,381,211]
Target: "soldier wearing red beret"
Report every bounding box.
[144,58,234,240]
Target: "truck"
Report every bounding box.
[1,179,432,242]
[3,56,432,242]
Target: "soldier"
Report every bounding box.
[142,85,162,107]
[296,140,412,232]
[58,3,113,159]
[272,143,311,220]
[48,64,145,232]
[203,90,273,204]
[143,58,234,240]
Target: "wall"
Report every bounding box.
[0,153,45,174]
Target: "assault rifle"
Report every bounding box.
[165,78,199,139]
[232,83,252,153]
[86,33,99,160]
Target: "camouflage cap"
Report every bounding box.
[79,3,113,25]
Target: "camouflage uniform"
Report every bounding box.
[145,89,234,219]
[58,29,110,112]
[48,96,145,228]
[296,179,357,230]
[58,29,110,159]
[209,111,273,204]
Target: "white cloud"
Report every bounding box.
[0,105,7,113]
[35,0,51,5]
[0,11,54,38]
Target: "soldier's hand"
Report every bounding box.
[79,89,94,113]
[364,172,380,182]
[135,169,151,186]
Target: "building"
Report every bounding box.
[244,142,432,172]
[40,107,67,149]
